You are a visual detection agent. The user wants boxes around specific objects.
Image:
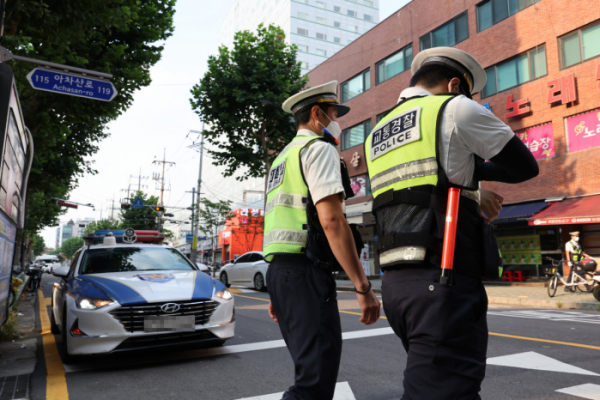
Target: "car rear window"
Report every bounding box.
[79,247,194,274]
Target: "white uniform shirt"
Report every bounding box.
[397,87,515,187]
[565,240,579,253]
[296,129,345,204]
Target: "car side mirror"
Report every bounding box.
[52,266,70,278]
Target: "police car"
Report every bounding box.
[50,229,235,362]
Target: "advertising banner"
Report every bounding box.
[0,211,17,325]
[566,109,600,153]
[497,235,542,265]
[360,243,370,276]
[515,123,555,160]
[350,175,367,197]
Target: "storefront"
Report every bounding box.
[218,208,264,263]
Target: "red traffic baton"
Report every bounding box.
[440,188,461,285]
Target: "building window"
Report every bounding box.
[316,48,327,56]
[420,13,469,50]
[316,32,326,40]
[297,11,309,20]
[334,5,341,12]
[560,21,600,68]
[364,14,373,22]
[341,69,371,103]
[350,25,359,33]
[301,61,309,69]
[342,120,372,150]
[316,1,326,8]
[334,21,341,28]
[477,0,542,32]
[348,9,356,17]
[297,28,308,36]
[376,44,413,85]
[481,46,547,98]
[297,44,308,52]
[364,0,374,6]
[316,16,327,24]
[297,0,308,3]
[334,37,341,43]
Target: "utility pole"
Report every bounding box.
[130,168,148,192]
[186,188,197,264]
[152,149,175,206]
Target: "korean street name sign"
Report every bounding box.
[26,68,118,102]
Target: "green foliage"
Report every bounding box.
[61,237,84,259]
[190,24,308,182]
[556,302,563,309]
[84,219,121,235]
[0,310,19,342]
[3,0,176,232]
[197,198,232,238]
[120,191,161,230]
[30,234,45,256]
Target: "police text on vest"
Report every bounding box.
[370,107,421,161]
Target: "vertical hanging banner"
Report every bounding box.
[565,109,600,153]
[0,212,17,325]
[515,123,555,160]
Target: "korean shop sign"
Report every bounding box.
[515,123,555,160]
[565,109,600,153]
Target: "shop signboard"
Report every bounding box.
[360,243,370,276]
[565,109,600,153]
[350,175,368,197]
[531,216,600,226]
[0,211,16,325]
[515,123,555,160]
[497,235,542,265]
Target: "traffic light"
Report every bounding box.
[121,204,131,210]
[154,206,164,212]
[56,200,78,209]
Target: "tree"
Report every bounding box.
[227,213,264,254]
[84,219,121,235]
[197,199,232,263]
[190,24,308,191]
[120,191,162,230]
[61,237,84,260]
[3,0,176,233]
[31,234,45,256]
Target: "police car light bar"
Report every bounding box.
[84,230,165,245]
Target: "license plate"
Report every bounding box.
[144,316,195,333]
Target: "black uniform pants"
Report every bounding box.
[267,255,342,400]
[382,268,488,400]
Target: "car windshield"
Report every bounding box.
[79,247,194,274]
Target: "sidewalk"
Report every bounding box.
[335,278,600,311]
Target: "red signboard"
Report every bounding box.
[530,216,600,226]
[597,64,600,90]
[515,123,554,160]
[505,95,530,118]
[565,109,600,153]
[547,73,577,104]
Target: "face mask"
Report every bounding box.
[318,111,342,139]
[573,237,579,242]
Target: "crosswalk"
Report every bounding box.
[487,309,600,324]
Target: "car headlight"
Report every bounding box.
[75,295,114,310]
[215,289,233,301]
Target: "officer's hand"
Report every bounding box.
[268,301,278,323]
[356,290,380,325]
[480,189,504,222]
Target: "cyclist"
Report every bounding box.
[565,231,591,291]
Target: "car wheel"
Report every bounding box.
[220,272,231,288]
[254,273,266,292]
[50,301,60,334]
[61,307,75,364]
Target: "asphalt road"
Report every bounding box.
[29,273,600,400]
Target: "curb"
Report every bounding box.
[487,296,600,311]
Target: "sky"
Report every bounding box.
[40,0,411,247]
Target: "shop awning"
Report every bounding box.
[494,201,548,224]
[528,195,600,226]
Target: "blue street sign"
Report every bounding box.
[132,197,144,210]
[26,68,118,102]
[198,237,207,241]
[186,234,194,243]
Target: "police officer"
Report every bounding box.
[265,81,381,400]
[364,47,539,399]
[565,231,590,289]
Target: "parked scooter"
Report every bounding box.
[25,265,42,292]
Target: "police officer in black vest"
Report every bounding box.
[365,48,539,399]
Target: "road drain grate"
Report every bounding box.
[0,375,29,400]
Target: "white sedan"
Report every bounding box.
[219,251,269,291]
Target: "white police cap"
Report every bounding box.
[282,80,350,117]
[569,231,580,236]
[411,47,487,95]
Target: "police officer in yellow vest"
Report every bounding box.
[265,81,381,400]
[565,231,590,290]
[365,47,539,399]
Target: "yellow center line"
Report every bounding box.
[37,289,69,400]
[234,293,600,351]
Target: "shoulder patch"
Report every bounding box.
[370,106,421,161]
[267,159,286,193]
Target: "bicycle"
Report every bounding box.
[545,257,597,297]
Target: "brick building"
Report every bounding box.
[307,0,600,276]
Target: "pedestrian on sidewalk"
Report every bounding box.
[364,47,539,399]
[264,81,380,400]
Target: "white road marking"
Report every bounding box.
[487,310,600,324]
[488,304,511,309]
[487,351,599,376]
[556,383,600,400]
[237,381,356,400]
[63,327,395,373]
